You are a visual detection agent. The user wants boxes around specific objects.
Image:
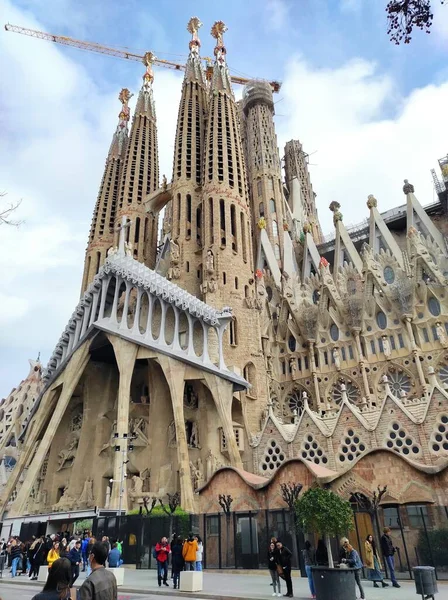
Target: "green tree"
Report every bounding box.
[295,487,354,568]
[386,0,446,44]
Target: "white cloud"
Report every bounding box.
[276,55,447,234]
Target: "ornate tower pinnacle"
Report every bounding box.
[80,90,131,294]
[187,16,202,53]
[117,54,159,267]
[210,21,232,93]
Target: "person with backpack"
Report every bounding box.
[154,537,171,587]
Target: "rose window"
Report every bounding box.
[332,381,360,405]
[287,392,304,417]
[388,370,411,395]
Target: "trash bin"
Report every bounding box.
[413,566,438,599]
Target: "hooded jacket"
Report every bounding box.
[182,539,198,562]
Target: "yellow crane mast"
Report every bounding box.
[4,23,281,92]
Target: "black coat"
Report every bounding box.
[276,546,292,569]
[171,542,184,572]
[268,549,278,571]
[381,534,395,557]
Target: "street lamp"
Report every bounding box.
[110,432,137,518]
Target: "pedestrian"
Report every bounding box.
[171,536,185,590]
[268,541,282,597]
[47,541,60,569]
[315,539,328,566]
[380,527,400,588]
[31,557,72,600]
[81,535,89,572]
[302,541,316,599]
[29,536,45,580]
[365,534,388,588]
[108,543,122,568]
[339,537,349,564]
[341,540,365,600]
[59,538,69,559]
[68,540,82,587]
[182,533,198,571]
[101,536,111,554]
[275,540,293,598]
[86,537,96,576]
[78,541,117,600]
[195,535,203,571]
[155,536,171,587]
[9,539,22,577]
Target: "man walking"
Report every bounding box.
[381,527,400,588]
[81,534,89,572]
[69,540,82,587]
[79,541,117,600]
[276,540,293,598]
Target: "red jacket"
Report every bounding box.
[155,542,170,562]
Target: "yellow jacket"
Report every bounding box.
[47,549,60,567]
[182,540,198,562]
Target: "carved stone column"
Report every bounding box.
[157,356,195,513]
[107,335,139,510]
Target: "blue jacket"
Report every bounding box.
[347,548,363,569]
[108,547,121,568]
[68,547,81,566]
[81,539,89,555]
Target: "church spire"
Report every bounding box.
[117,54,159,267]
[210,21,233,94]
[80,89,131,295]
[185,17,206,86]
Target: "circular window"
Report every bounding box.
[332,382,360,405]
[388,370,411,395]
[428,297,441,317]
[287,392,304,417]
[330,324,339,342]
[384,266,395,284]
[376,311,387,330]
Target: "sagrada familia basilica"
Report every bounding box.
[1,18,448,528]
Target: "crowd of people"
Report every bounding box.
[0,532,123,585]
[153,532,203,589]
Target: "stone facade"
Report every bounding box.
[2,20,448,523]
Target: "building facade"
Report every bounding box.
[1,19,448,538]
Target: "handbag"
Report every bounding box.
[339,562,349,569]
[276,564,285,579]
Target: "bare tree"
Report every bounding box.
[0,192,23,227]
[218,494,234,567]
[280,482,303,569]
[158,492,181,539]
[386,0,446,44]
[140,496,158,515]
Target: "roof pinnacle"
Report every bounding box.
[210,21,232,93]
[136,52,156,116]
[110,88,132,157]
[187,16,202,54]
[211,20,228,64]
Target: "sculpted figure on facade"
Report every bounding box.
[167,420,177,448]
[436,322,448,348]
[168,239,180,280]
[382,335,392,359]
[188,421,200,448]
[131,475,144,496]
[78,478,94,507]
[332,347,341,371]
[56,430,80,471]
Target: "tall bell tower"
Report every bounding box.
[80,89,131,295]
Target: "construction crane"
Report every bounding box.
[4,23,281,93]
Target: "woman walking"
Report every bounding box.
[31,557,71,600]
[341,540,365,600]
[47,541,60,569]
[28,537,45,581]
[365,534,388,588]
[268,541,282,597]
[302,541,316,599]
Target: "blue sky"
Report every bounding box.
[0,0,447,396]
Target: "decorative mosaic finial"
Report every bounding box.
[302,221,312,234]
[403,179,414,194]
[118,88,133,126]
[257,216,266,229]
[367,194,377,209]
[187,17,202,53]
[142,51,156,86]
[329,201,343,225]
[211,20,228,63]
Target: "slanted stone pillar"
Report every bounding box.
[5,342,91,518]
[157,355,195,513]
[107,335,139,511]
[203,373,243,470]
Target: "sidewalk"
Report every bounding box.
[2,569,447,600]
